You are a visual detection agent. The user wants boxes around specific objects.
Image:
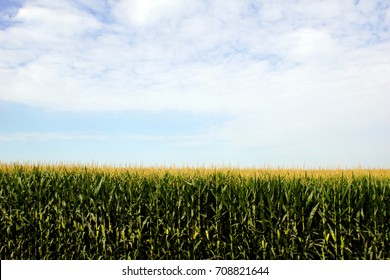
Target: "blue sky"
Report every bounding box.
[1,0,389,168]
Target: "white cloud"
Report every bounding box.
[0,131,216,149]
[6,0,101,45]
[0,132,108,142]
[111,0,197,27]
[285,28,340,65]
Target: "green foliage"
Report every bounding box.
[0,164,389,259]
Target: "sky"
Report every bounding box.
[0,0,389,168]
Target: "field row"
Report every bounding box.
[1,164,389,259]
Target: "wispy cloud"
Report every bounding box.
[0,130,216,146]
[0,131,108,142]
[1,0,388,109]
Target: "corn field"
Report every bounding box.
[0,163,389,260]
